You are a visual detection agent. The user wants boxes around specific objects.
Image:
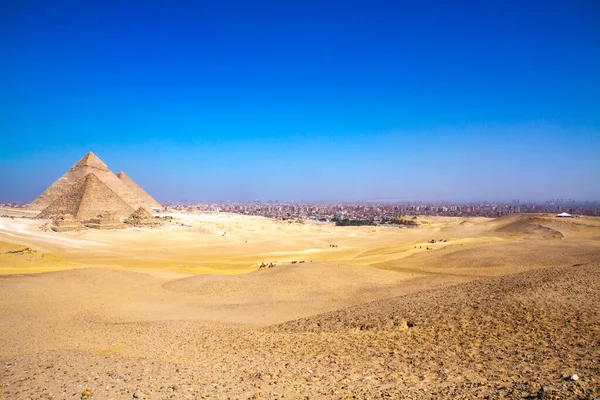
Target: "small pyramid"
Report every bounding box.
[29,152,159,211]
[117,171,161,210]
[38,173,135,220]
[125,206,160,227]
[51,214,82,232]
[128,206,154,220]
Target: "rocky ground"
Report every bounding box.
[1,263,599,399]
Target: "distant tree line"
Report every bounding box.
[332,217,376,226]
[331,215,420,227]
[391,216,419,226]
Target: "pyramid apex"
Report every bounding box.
[70,152,110,172]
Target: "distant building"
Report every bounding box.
[556,212,572,218]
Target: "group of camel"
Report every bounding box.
[258,260,307,269]
[429,238,449,243]
[414,238,450,251]
[257,243,342,270]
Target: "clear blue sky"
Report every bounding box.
[1,0,599,202]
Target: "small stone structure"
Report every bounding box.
[51,214,83,232]
[125,207,161,227]
[84,212,126,230]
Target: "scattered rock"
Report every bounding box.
[393,319,409,330]
[133,390,144,398]
[570,374,579,381]
[537,385,552,399]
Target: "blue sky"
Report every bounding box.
[1,0,599,202]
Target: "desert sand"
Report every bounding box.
[0,210,599,399]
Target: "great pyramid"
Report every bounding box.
[116,171,161,210]
[29,152,160,211]
[38,173,135,220]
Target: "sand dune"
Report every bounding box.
[164,261,412,295]
[487,213,600,238]
[373,239,600,276]
[0,241,72,274]
[1,213,599,398]
[488,215,564,239]
[265,264,600,397]
[271,263,600,333]
[0,268,162,311]
[159,262,470,324]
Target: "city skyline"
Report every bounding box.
[1,1,599,202]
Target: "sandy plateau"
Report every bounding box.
[0,210,599,399]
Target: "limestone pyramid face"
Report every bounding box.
[38,173,135,220]
[116,171,161,210]
[29,152,160,211]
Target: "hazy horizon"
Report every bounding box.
[1,1,599,203]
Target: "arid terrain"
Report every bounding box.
[0,210,599,399]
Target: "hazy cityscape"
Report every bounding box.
[166,199,600,221]
[4,199,600,221]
